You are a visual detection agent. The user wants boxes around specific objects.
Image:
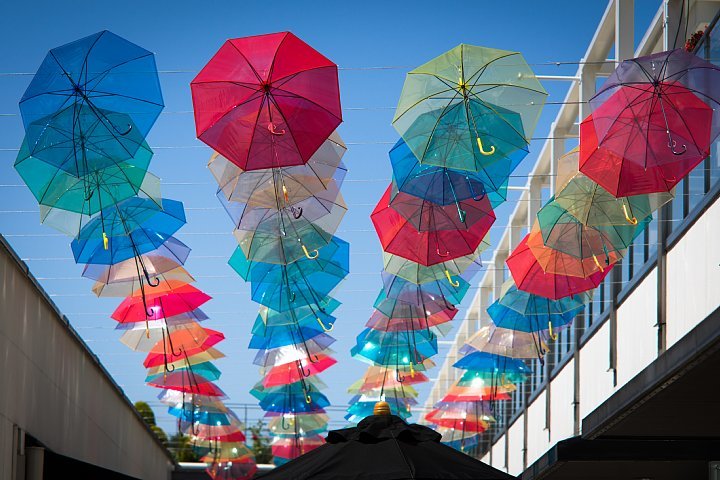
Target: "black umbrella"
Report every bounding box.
[257,402,514,480]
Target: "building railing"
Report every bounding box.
[468,10,720,459]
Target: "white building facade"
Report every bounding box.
[423,1,720,478]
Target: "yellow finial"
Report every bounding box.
[373,401,391,416]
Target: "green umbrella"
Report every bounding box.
[14,137,156,215]
[393,44,547,172]
[554,148,673,226]
[537,198,645,265]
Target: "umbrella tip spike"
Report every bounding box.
[373,401,391,416]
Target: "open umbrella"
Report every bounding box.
[191,32,342,171]
[392,44,546,173]
[579,48,720,196]
[372,186,492,266]
[258,407,515,479]
[507,235,613,299]
[210,131,347,208]
[19,30,163,171]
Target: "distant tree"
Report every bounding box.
[170,432,201,462]
[134,401,169,449]
[249,420,273,464]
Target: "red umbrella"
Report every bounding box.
[143,329,225,368]
[507,235,613,300]
[388,189,495,231]
[148,375,226,397]
[579,49,720,196]
[372,186,493,266]
[191,32,342,171]
[111,280,211,323]
[262,355,336,387]
[271,435,325,459]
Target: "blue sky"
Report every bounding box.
[0,1,661,434]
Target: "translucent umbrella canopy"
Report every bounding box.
[388,189,495,232]
[554,148,674,226]
[14,137,156,215]
[119,320,209,352]
[526,224,621,278]
[381,272,470,308]
[19,30,163,164]
[372,186,493,266]
[366,308,457,332]
[507,235,613,299]
[111,280,212,324]
[209,131,347,208]
[257,297,341,327]
[463,324,549,359]
[268,413,329,437]
[374,288,457,318]
[390,138,508,207]
[229,236,349,312]
[261,354,336,387]
[82,246,190,283]
[253,341,335,368]
[453,351,530,375]
[580,49,720,196]
[393,44,546,172]
[92,267,195,297]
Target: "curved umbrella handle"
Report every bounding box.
[457,207,467,224]
[621,203,638,225]
[281,415,291,430]
[282,183,290,203]
[592,254,605,272]
[302,245,319,259]
[395,369,405,383]
[102,232,109,251]
[668,138,687,156]
[305,394,313,404]
[316,316,334,332]
[267,122,286,135]
[436,247,450,258]
[292,206,303,220]
[477,137,495,156]
[445,269,460,288]
[288,291,296,303]
[548,321,558,341]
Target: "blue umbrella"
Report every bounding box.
[452,351,529,374]
[20,30,163,171]
[229,236,349,313]
[390,138,510,208]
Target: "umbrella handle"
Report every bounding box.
[476,137,495,156]
[102,232,109,251]
[281,415,291,430]
[282,183,290,203]
[592,254,605,272]
[621,203,638,225]
[305,394,313,404]
[316,316,334,332]
[289,291,296,303]
[292,206,303,219]
[548,321,558,341]
[395,369,405,383]
[302,245,319,259]
[436,247,450,258]
[457,207,467,224]
[268,122,286,135]
[668,138,687,156]
[445,270,460,288]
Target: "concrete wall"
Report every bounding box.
[0,237,174,480]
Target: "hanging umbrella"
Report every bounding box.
[70,198,186,265]
[271,435,326,460]
[389,189,495,231]
[372,186,492,266]
[143,331,225,369]
[210,131,347,207]
[351,328,438,369]
[191,31,342,171]
[222,181,346,236]
[253,342,335,368]
[536,199,646,268]
[14,137,156,215]
[454,369,526,388]
[83,244,191,283]
[146,361,222,385]
[579,49,720,196]
[392,44,546,173]
[261,354,337,387]
[525,223,621,278]
[382,237,487,285]
[249,320,331,351]
[91,266,195,297]
[554,148,674,225]
[268,413,330,437]
[424,409,489,433]
[381,272,470,308]
[507,235,613,299]
[374,288,457,318]
[463,324,550,359]
[114,309,209,331]
[120,320,209,352]
[258,297,341,327]
[229,236,349,313]
[111,280,211,323]
[19,30,163,170]
[390,138,508,208]
[258,408,515,480]
[453,351,529,375]
[366,309,457,332]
